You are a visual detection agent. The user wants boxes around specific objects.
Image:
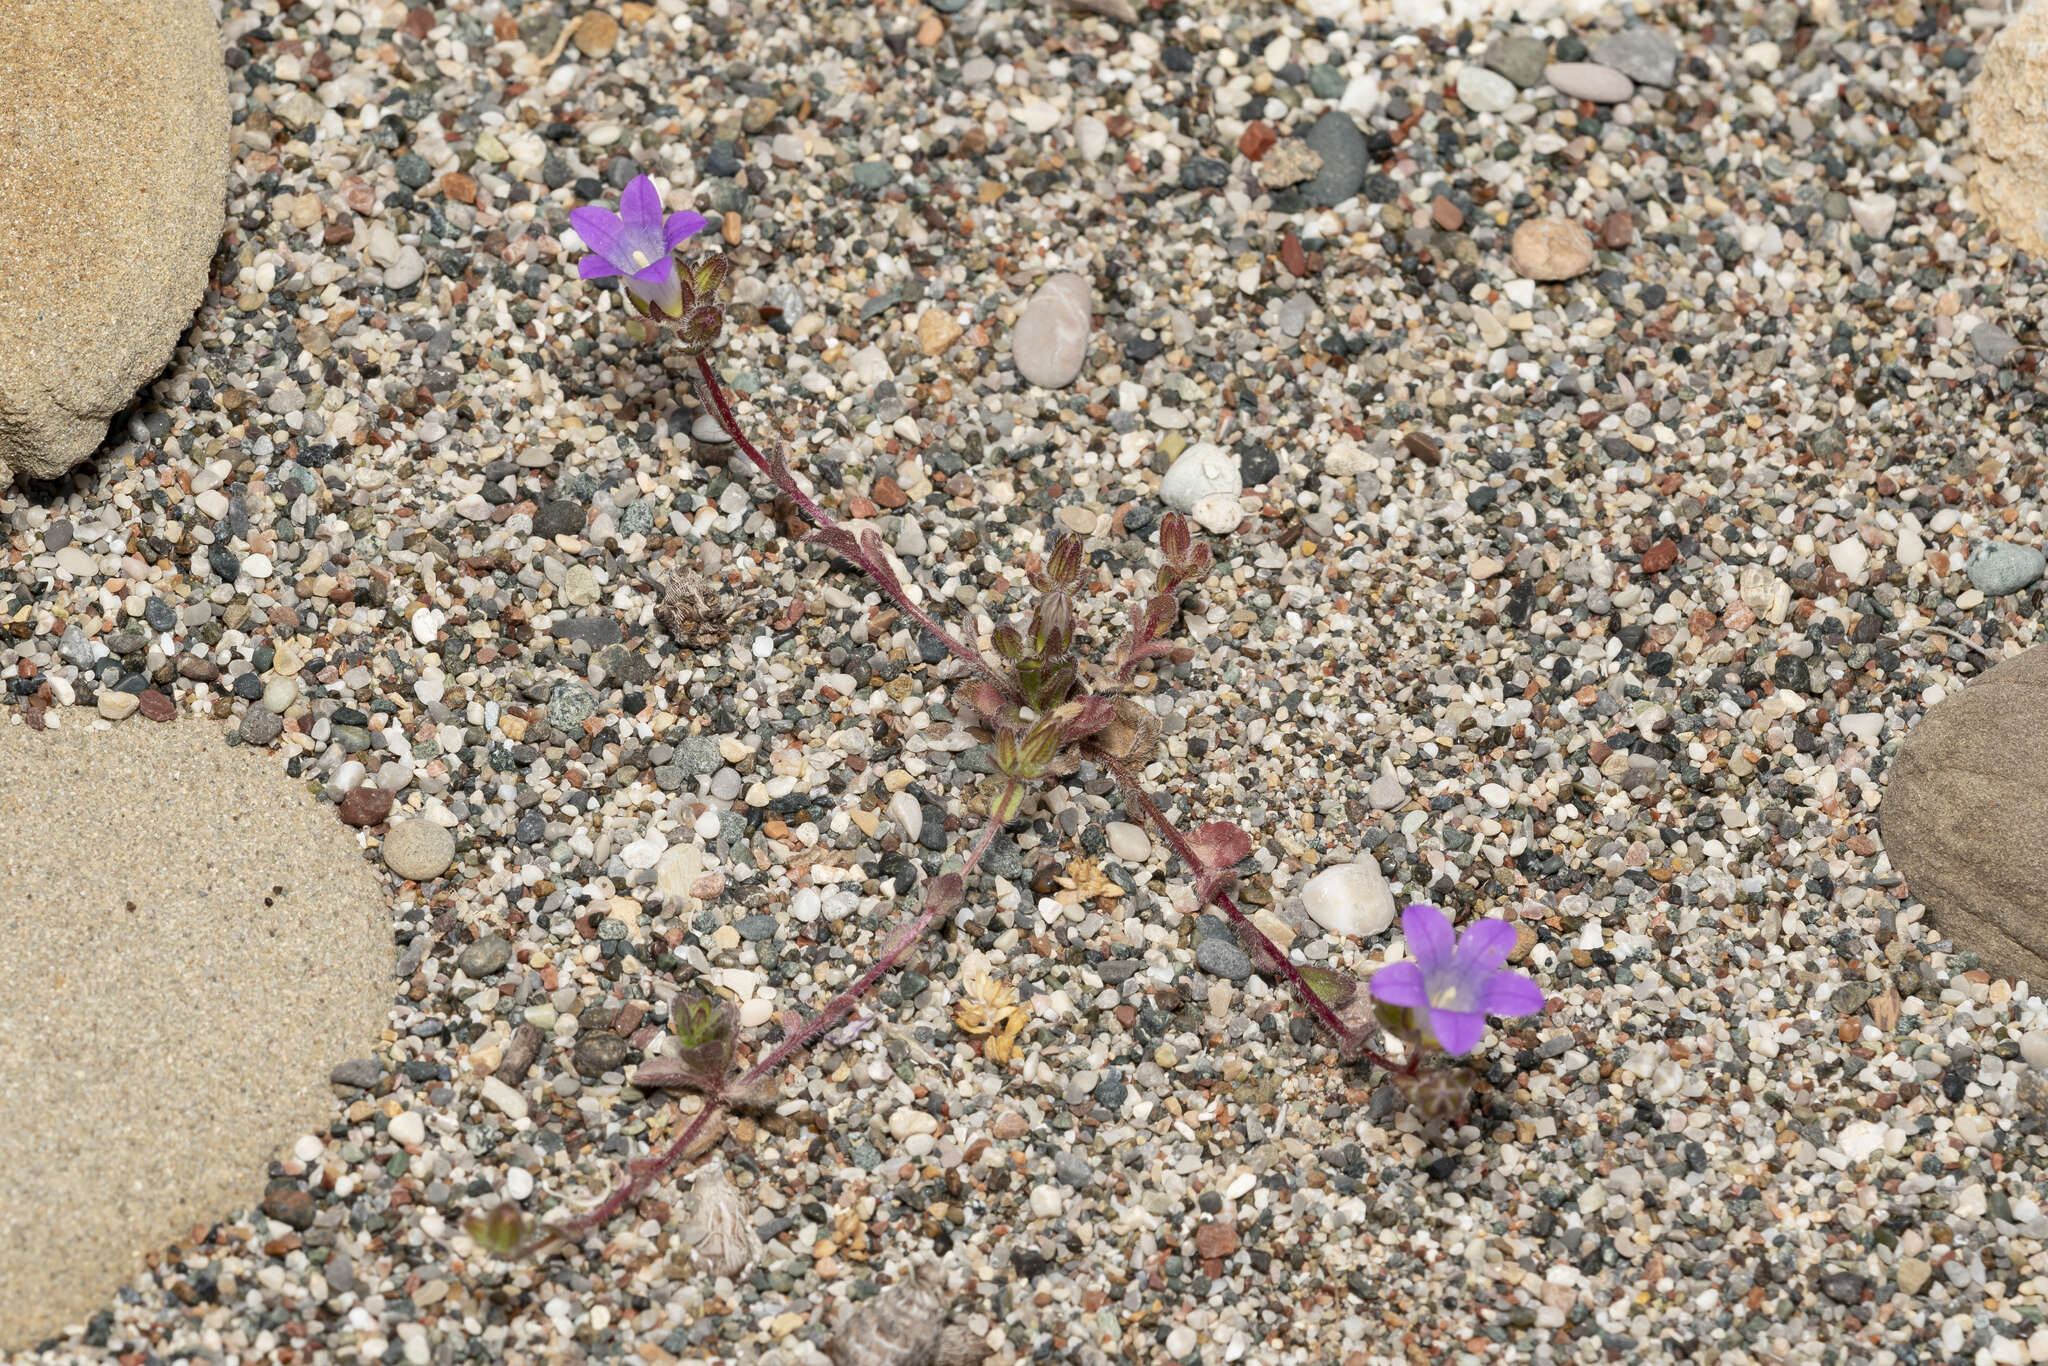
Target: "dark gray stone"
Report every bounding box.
[1302,111,1366,208]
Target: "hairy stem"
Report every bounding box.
[693,356,1013,696]
[1106,760,1403,1073]
[521,786,1018,1256]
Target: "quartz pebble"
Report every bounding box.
[1300,859,1396,939]
[1012,272,1092,388]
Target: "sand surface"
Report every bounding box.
[0,721,387,1348]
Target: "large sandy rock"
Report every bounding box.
[1882,646,2048,984]
[1966,1,2048,258]
[0,0,228,485]
[0,723,388,1348]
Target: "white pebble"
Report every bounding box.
[388,1110,426,1148]
[1105,821,1152,862]
[888,791,923,843]
[1300,859,1396,939]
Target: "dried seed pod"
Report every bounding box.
[675,1162,758,1280]
[931,1324,991,1366]
[823,1261,946,1366]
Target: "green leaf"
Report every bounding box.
[465,1204,530,1257]
[1298,965,1359,1009]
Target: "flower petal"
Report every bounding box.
[1451,918,1518,979]
[664,209,710,251]
[577,254,624,281]
[1429,1008,1485,1056]
[1401,903,1455,972]
[1477,968,1546,1018]
[629,256,677,285]
[618,175,664,234]
[626,269,683,317]
[568,205,628,267]
[1367,960,1427,1009]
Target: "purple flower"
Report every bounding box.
[1369,904,1545,1055]
[569,174,707,316]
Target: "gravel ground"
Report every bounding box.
[5,0,2048,1363]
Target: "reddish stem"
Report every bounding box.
[692,356,1013,697]
[1106,760,1403,1074]
[519,788,1017,1256]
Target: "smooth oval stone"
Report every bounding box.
[1012,272,1093,388]
[1301,109,1367,208]
[384,818,456,881]
[1545,61,1636,104]
[0,0,228,484]
[1456,65,1517,114]
[1300,860,1396,939]
[1511,218,1597,282]
[1965,542,2047,597]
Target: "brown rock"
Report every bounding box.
[1882,645,2048,983]
[572,10,620,57]
[871,475,908,509]
[1280,232,1308,277]
[1194,1221,1240,1258]
[441,171,477,204]
[1598,209,1634,249]
[1510,218,1595,282]
[1965,2,2048,258]
[1639,539,1678,573]
[1431,195,1464,231]
[916,308,964,356]
[338,785,395,827]
[1238,120,1277,160]
[0,0,229,485]
[136,689,176,722]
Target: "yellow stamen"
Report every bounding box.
[632,249,650,267]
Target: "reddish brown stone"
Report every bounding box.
[1431,195,1464,231]
[441,171,477,204]
[1237,120,1277,160]
[1639,538,1679,573]
[1279,231,1307,277]
[1400,431,1441,465]
[401,5,434,39]
[136,689,175,722]
[338,785,395,827]
[1598,210,1635,249]
[871,475,908,509]
[1195,1221,1240,1258]
[324,218,355,246]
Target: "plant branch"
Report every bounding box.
[518,784,1019,1257]
[692,356,1014,698]
[1105,759,1403,1073]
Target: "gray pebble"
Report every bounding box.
[1195,936,1253,981]
[1965,542,2046,596]
[459,934,513,979]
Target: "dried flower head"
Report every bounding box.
[655,565,746,648]
[952,966,1029,1064]
[824,1261,948,1366]
[1367,904,1545,1056]
[674,1162,758,1281]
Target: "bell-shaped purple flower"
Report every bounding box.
[568,174,707,316]
[1368,903,1545,1055]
